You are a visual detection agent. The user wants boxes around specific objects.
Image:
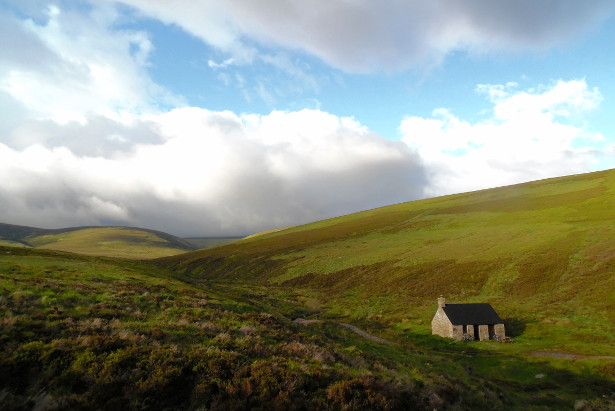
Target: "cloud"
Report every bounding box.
[0,109,427,236]
[111,0,614,72]
[4,115,163,156]
[0,2,181,126]
[1,2,610,238]
[400,79,605,196]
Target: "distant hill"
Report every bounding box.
[0,223,196,259]
[159,168,615,354]
[3,170,615,409]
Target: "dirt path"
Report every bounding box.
[294,318,615,355]
[338,323,394,345]
[293,318,394,345]
[530,351,615,360]
[293,318,323,326]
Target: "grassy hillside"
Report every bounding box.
[159,169,615,356]
[2,246,614,409]
[0,223,195,259]
[3,169,615,408]
[182,237,244,249]
[27,227,191,259]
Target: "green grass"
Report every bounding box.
[0,223,197,259]
[159,169,615,355]
[2,246,614,409]
[0,240,30,248]
[182,237,243,249]
[4,168,615,409]
[26,227,189,259]
[0,247,420,409]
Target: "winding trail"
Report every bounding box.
[530,351,615,360]
[293,318,394,345]
[294,318,615,357]
[338,323,394,345]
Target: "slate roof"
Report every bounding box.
[442,303,503,325]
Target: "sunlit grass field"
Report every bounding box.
[17,227,190,259]
[160,169,615,357]
[3,168,615,409]
[2,246,614,409]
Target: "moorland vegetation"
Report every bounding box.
[2,169,615,409]
[161,169,615,356]
[0,224,194,259]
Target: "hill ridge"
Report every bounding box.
[0,222,196,250]
[157,168,615,355]
[0,223,198,258]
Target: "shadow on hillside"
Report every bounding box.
[504,317,526,337]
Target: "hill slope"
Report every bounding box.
[159,168,615,354]
[0,223,195,259]
[0,247,425,409]
[3,246,614,409]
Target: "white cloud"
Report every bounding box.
[5,115,163,156]
[110,0,614,72]
[0,2,181,126]
[1,2,611,238]
[400,79,606,196]
[477,80,603,120]
[0,109,426,236]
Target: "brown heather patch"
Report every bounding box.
[282,259,491,301]
[5,168,615,409]
[431,186,606,216]
[511,236,579,297]
[597,362,615,380]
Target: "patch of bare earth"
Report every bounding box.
[338,323,394,345]
[293,318,323,326]
[293,318,393,345]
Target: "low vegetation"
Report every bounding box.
[160,169,615,355]
[2,246,615,410]
[182,237,244,250]
[0,224,195,259]
[26,227,190,259]
[0,247,423,409]
[2,169,615,409]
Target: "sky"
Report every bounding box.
[1,0,615,237]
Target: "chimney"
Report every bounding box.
[438,296,446,308]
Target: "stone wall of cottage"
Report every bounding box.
[432,297,506,342]
[478,325,489,341]
[494,324,505,339]
[452,325,463,340]
[431,307,453,338]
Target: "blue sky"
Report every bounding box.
[134,7,615,141]
[1,0,614,236]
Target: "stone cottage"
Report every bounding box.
[431,296,505,341]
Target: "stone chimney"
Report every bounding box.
[438,296,446,308]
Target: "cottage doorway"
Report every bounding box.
[462,325,480,340]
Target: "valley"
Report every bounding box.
[2,168,615,409]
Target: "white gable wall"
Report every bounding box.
[431,306,453,338]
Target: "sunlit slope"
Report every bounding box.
[0,247,431,409]
[0,223,194,259]
[160,168,615,349]
[27,227,192,258]
[6,247,613,408]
